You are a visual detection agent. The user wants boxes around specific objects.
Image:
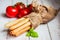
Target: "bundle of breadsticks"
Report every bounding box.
[5,0,59,37]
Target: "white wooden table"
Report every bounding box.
[0,0,60,40]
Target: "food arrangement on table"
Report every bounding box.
[5,0,59,38]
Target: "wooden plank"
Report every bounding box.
[41,0,60,9]
[12,0,28,6]
[41,0,60,40]
[0,0,12,40]
[47,0,60,9]
[48,13,60,40]
[41,0,53,6]
[27,0,44,5]
[30,24,51,40]
[0,0,12,13]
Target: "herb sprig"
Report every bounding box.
[26,28,38,38]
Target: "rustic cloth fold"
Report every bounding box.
[24,5,58,29]
[25,12,42,28]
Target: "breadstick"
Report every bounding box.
[9,18,30,30]
[11,26,30,36]
[5,17,25,28]
[15,26,30,36]
[10,22,31,35]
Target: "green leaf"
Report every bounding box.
[29,28,34,32]
[26,28,39,38]
[26,32,30,37]
[31,31,38,38]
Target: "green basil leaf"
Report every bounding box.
[29,28,34,32]
[26,32,31,37]
[31,31,38,38]
[26,28,39,38]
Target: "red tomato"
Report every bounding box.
[15,2,25,11]
[18,8,30,18]
[27,4,33,11]
[6,6,18,18]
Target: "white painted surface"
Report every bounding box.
[30,24,51,40]
[0,0,60,40]
[42,0,60,40]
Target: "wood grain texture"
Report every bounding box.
[12,0,28,5]
[43,0,60,40]
[30,24,51,40]
[0,0,60,40]
[0,0,12,40]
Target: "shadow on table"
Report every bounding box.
[1,29,17,39]
[1,13,8,18]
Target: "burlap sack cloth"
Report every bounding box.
[24,5,59,29]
